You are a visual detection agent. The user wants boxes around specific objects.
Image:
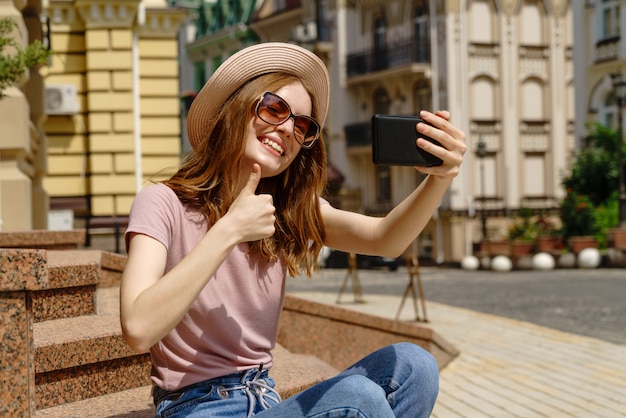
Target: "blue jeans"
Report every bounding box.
[154,342,439,417]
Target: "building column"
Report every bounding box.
[0,0,33,232]
[75,0,141,217]
[136,5,187,189]
[23,0,49,229]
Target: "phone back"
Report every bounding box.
[372,114,443,166]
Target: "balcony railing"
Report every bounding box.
[347,38,430,77]
[344,121,371,148]
[595,35,620,63]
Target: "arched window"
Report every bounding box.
[471,76,496,120]
[521,78,545,121]
[519,0,545,46]
[468,0,494,44]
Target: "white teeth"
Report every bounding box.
[261,138,284,155]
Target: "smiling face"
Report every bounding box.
[242,81,313,179]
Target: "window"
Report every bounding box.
[414,3,429,61]
[374,14,387,70]
[600,0,621,39]
[374,88,391,114]
[194,61,207,93]
[374,87,391,204]
[376,165,391,203]
[414,80,432,113]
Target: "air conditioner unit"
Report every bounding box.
[45,84,80,115]
[293,21,317,44]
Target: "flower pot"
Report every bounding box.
[511,240,534,256]
[488,240,510,256]
[606,228,626,249]
[567,236,597,253]
[536,235,562,253]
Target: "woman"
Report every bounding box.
[121,42,466,418]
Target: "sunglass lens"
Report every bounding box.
[294,119,317,145]
[259,95,289,123]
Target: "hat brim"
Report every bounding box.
[187,42,330,152]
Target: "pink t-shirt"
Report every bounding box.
[125,183,287,390]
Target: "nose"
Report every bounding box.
[276,115,296,137]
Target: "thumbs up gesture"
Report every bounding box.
[226,164,276,243]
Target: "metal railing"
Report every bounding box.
[344,121,372,147]
[347,38,430,77]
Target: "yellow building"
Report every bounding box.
[0,0,186,245]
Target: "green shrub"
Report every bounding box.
[0,17,51,98]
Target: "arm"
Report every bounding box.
[323,110,466,257]
[120,165,275,353]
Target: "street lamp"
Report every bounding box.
[476,137,488,240]
[610,70,626,228]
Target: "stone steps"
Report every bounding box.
[2,231,456,416]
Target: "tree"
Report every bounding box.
[560,123,623,246]
[0,17,50,98]
[563,123,623,206]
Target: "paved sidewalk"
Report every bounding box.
[287,287,626,417]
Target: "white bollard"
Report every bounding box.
[491,255,513,272]
[461,255,480,271]
[532,252,555,271]
[577,247,601,268]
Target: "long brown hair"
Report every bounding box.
[164,73,327,276]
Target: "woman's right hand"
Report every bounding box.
[225,164,276,243]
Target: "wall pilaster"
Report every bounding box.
[0,0,32,232]
[72,0,140,217]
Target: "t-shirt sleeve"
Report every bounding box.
[125,184,178,253]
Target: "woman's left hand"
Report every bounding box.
[414,110,467,179]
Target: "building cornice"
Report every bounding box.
[139,8,188,38]
[74,0,141,29]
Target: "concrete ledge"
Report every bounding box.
[35,385,154,418]
[279,294,459,371]
[0,230,86,250]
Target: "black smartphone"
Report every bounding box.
[372,114,443,166]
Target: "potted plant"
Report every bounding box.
[508,207,538,256]
[535,215,563,253]
[559,123,625,253]
[559,191,599,252]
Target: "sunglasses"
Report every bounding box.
[255,92,320,149]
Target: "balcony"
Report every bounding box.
[595,35,620,63]
[344,121,372,148]
[347,37,430,78]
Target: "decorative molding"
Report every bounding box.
[48,2,80,26]
[138,8,187,38]
[74,0,141,29]
[520,122,550,151]
[469,55,498,78]
[501,0,518,16]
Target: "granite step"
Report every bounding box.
[32,249,127,323]
[33,287,151,410]
[34,345,339,417]
[35,385,154,418]
[33,286,339,412]
[32,261,99,323]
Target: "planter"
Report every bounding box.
[487,240,510,256]
[606,228,626,249]
[511,240,534,256]
[536,235,562,253]
[567,236,597,253]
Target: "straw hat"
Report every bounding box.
[187,42,330,151]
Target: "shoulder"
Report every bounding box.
[132,183,181,212]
